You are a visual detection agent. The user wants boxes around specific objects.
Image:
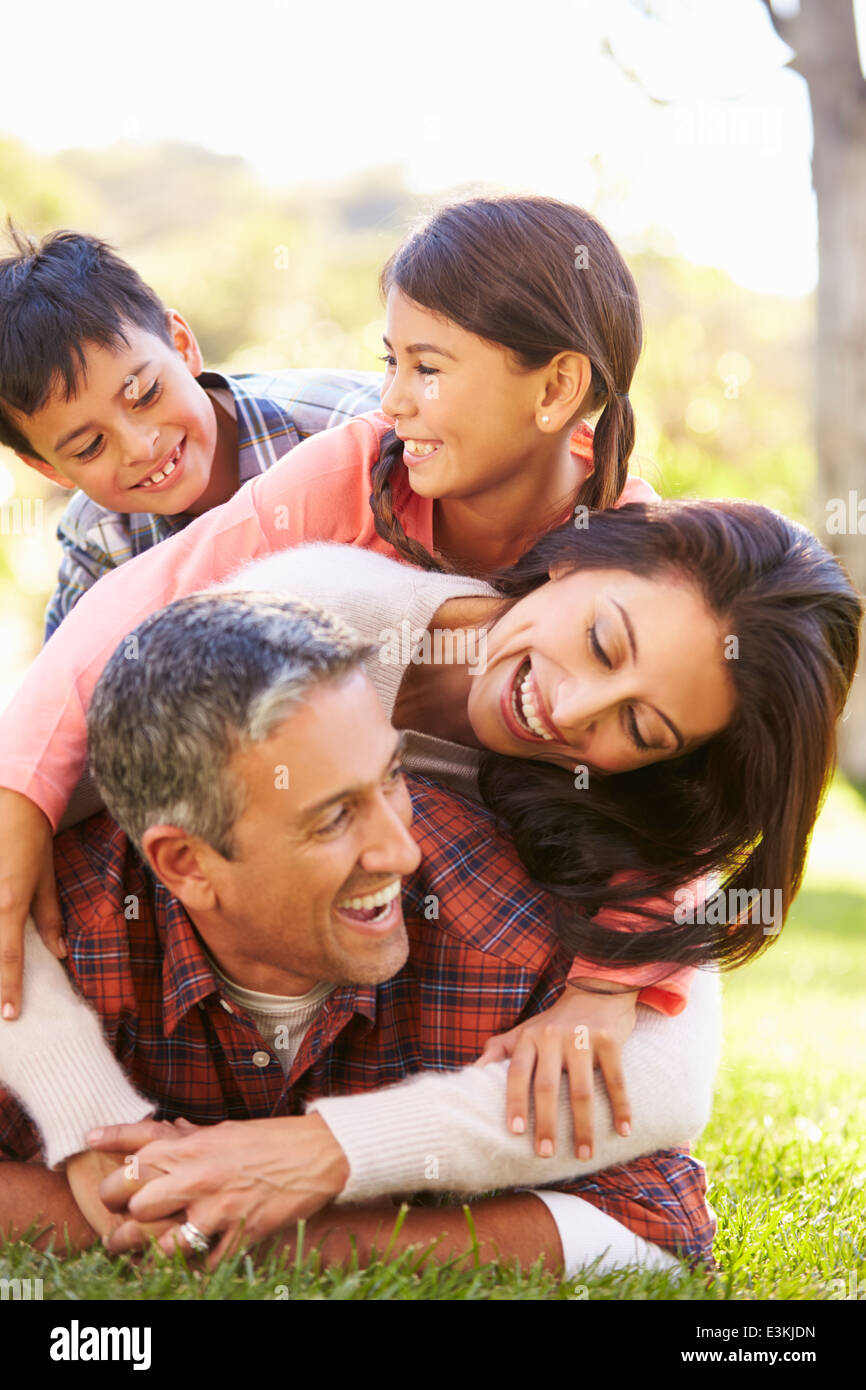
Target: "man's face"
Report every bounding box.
[10,313,219,514]
[186,669,422,995]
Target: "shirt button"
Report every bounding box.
[252,1050,271,1068]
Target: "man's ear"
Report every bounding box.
[165,310,204,377]
[15,452,77,489]
[141,825,218,912]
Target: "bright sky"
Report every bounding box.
[1,0,864,295]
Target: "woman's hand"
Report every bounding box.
[0,789,64,1020]
[474,983,638,1159]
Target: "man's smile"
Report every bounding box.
[334,877,403,935]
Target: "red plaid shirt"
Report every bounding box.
[0,775,715,1266]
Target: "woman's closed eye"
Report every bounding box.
[588,623,651,754]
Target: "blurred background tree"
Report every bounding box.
[606,0,866,776]
[758,0,866,779]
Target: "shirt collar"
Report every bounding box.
[196,369,301,484]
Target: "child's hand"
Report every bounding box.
[0,789,64,1021]
[66,1148,174,1244]
[475,983,638,1159]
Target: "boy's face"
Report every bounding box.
[11,313,220,514]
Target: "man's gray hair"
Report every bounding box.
[86,590,376,858]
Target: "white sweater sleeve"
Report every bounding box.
[0,920,155,1168]
[308,969,722,1202]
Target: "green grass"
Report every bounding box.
[2,781,864,1302]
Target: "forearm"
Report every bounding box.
[286,1192,563,1273]
[0,1161,98,1251]
[309,971,722,1202]
[0,487,268,827]
[0,922,155,1167]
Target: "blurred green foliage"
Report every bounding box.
[0,135,814,684]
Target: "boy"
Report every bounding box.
[0,226,382,641]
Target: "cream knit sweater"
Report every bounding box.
[3,543,721,1196]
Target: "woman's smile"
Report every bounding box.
[501,656,560,744]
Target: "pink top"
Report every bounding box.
[1,409,690,1013]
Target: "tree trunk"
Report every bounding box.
[762,0,866,780]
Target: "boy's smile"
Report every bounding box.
[11,312,235,516]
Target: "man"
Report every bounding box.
[0,590,720,1275]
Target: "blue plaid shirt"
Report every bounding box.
[43,367,383,642]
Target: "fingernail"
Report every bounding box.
[58,939,68,958]
[578,1144,592,1159]
[510,1116,525,1134]
[619,1121,631,1137]
[539,1139,554,1158]
[87,1128,103,1142]
[2,1003,14,1020]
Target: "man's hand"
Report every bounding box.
[475,982,638,1159]
[0,788,64,1019]
[89,1113,351,1266]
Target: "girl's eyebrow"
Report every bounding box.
[382,334,457,360]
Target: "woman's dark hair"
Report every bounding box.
[475,499,863,975]
[370,195,643,572]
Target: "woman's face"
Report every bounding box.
[466,565,737,774]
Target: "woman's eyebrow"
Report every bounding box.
[382,334,457,360]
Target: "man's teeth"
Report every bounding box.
[337,879,402,911]
[139,444,181,487]
[511,661,555,741]
[403,439,440,455]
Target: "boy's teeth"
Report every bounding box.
[337,879,401,911]
[140,447,180,487]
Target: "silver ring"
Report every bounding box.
[179,1219,212,1253]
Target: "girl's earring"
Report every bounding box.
[541,414,550,425]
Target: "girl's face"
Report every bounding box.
[467,565,736,775]
[379,288,556,498]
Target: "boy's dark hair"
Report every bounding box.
[0,223,172,459]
